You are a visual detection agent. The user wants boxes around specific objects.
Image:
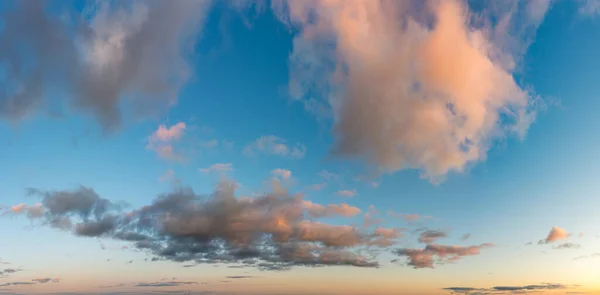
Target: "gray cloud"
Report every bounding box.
[444,282,574,295]
[0,278,59,287]
[0,268,22,278]
[31,278,59,284]
[0,0,210,132]
[225,276,254,279]
[11,178,394,270]
[136,281,197,287]
[394,243,493,269]
[573,252,600,260]
[418,230,448,244]
[553,242,581,249]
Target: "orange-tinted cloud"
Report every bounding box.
[275,0,545,181]
[146,122,187,161]
[539,226,569,244]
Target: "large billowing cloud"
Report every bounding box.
[10,179,400,270]
[274,0,547,180]
[0,0,210,131]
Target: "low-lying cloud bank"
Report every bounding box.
[443,282,578,294]
[9,179,400,271]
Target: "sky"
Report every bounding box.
[1,0,600,294]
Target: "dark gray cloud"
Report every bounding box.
[31,278,59,284]
[0,0,210,132]
[225,276,254,279]
[0,277,59,288]
[394,243,493,269]
[443,282,575,295]
[11,179,392,270]
[0,282,34,287]
[417,230,448,244]
[0,268,22,277]
[135,281,197,287]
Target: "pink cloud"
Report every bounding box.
[336,189,357,198]
[395,243,493,268]
[540,226,570,244]
[276,0,542,181]
[303,201,361,218]
[146,122,187,161]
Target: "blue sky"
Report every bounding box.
[1,1,600,295]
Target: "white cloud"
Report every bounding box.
[335,189,357,198]
[271,169,292,180]
[199,163,234,174]
[244,135,306,159]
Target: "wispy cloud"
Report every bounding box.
[335,189,357,198]
[271,169,292,180]
[418,230,448,244]
[443,282,576,295]
[243,136,306,159]
[199,163,234,175]
[136,281,197,287]
[554,242,581,250]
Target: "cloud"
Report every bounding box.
[31,278,60,284]
[136,281,197,287]
[23,186,120,235]
[335,189,357,198]
[363,205,382,228]
[0,1,211,132]
[318,170,340,181]
[0,268,22,278]
[554,242,581,250]
[225,276,254,279]
[306,183,327,191]
[146,122,187,161]
[574,252,600,260]
[0,277,59,287]
[243,136,306,159]
[158,169,177,183]
[302,201,361,218]
[388,212,432,223]
[274,0,543,181]
[443,282,574,295]
[460,234,471,241]
[418,230,448,244]
[2,203,45,218]
[539,226,569,244]
[271,169,292,180]
[12,178,394,270]
[199,163,234,175]
[394,243,493,269]
[578,0,600,16]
